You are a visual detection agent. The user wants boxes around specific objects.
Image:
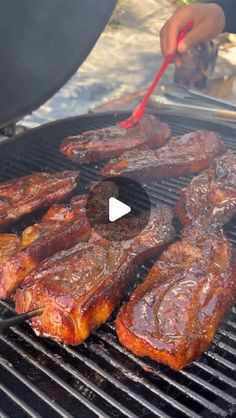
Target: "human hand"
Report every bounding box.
[160,3,225,57]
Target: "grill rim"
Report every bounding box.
[1,108,236,156]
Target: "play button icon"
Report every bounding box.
[109,197,131,222]
[86,176,151,241]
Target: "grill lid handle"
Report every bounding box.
[0,0,117,128]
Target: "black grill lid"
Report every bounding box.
[0,0,117,128]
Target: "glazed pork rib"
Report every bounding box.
[176,152,236,227]
[0,182,121,299]
[116,150,236,370]
[101,130,226,181]
[0,195,91,299]
[116,226,236,370]
[0,170,79,229]
[0,234,21,262]
[60,114,171,164]
[15,205,175,345]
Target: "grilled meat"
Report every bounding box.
[0,171,79,229]
[176,152,236,227]
[116,226,236,370]
[0,183,122,299]
[15,205,175,345]
[22,194,89,246]
[0,234,21,262]
[101,130,226,181]
[0,196,90,299]
[60,114,171,164]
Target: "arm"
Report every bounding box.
[160,2,235,57]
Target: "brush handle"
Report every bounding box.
[132,21,194,121]
[120,21,194,128]
[176,21,194,44]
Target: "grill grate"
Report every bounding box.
[0,111,235,418]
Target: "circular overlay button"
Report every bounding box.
[86,176,151,241]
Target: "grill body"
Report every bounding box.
[0,111,235,418]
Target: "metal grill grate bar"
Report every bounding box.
[90,346,198,417]
[227,320,236,330]
[218,324,236,343]
[96,327,229,417]
[10,327,139,418]
[0,408,11,418]
[0,301,151,418]
[205,351,236,371]
[63,349,173,418]
[216,341,236,357]
[0,382,41,418]
[0,333,111,418]
[0,354,73,418]
[191,362,236,389]
[180,370,236,405]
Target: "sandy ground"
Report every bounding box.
[23,0,236,127]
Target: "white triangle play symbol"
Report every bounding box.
[109,197,131,222]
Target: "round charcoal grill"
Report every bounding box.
[0,110,235,418]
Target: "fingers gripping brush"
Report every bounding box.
[119,21,194,129]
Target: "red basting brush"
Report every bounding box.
[120,21,194,129]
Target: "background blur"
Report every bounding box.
[23,0,236,127]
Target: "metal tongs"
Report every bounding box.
[0,307,44,331]
[150,84,236,122]
[160,84,236,111]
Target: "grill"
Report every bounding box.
[0,111,235,418]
